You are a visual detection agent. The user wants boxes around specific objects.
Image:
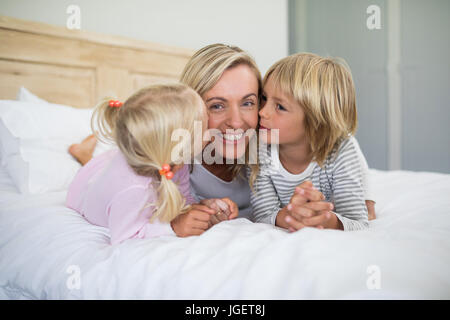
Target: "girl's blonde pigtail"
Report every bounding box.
[150,172,189,223]
[91,98,122,144]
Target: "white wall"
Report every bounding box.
[290,0,389,171]
[0,0,288,75]
[289,0,450,174]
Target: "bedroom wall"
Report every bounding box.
[0,0,288,75]
[289,0,450,174]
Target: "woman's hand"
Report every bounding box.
[200,198,239,227]
[170,204,216,237]
[219,198,239,220]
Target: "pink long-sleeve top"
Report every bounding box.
[66,148,195,245]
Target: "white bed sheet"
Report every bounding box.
[0,167,449,299]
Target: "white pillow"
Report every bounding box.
[17,87,116,153]
[0,89,114,194]
[0,100,91,193]
[16,86,49,105]
[15,87,114,157]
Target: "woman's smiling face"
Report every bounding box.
[202,64,259,160]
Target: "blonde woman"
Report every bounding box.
[69,44,374,227]
[66,84,237,245]
[178,43,261,219]
[252,53,372,231]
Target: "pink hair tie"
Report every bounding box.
[159,164,174,180]
[108,100,123,108]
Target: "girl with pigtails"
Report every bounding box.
[66,83,238,245]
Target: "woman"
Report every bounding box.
[179,44,260,220]
[69,43,376,227]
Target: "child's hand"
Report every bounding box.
[290,180,325,205]
[170,204,216,237]
[200,198,239,227]
[277,180,335,231]
[285,200,334,231]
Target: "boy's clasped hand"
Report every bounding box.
[277,181,341,232]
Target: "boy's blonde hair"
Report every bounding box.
[180,43,262,180]
[92,83,204,223]
[264,52,357,167]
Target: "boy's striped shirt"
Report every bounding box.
[249,136,370,231]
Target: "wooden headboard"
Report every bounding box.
[0,15,195,108]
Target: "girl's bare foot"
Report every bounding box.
[68,134,97,165]
[366,200,376,220]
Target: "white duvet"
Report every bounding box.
[1,168,449,299]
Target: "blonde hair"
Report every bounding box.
[250,53,357,187]
[91,83,204,223]
[266,52,357,166]
[180,43,262,181]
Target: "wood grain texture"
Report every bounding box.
[0,15,194,108]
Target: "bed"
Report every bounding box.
[1,16,449,300]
